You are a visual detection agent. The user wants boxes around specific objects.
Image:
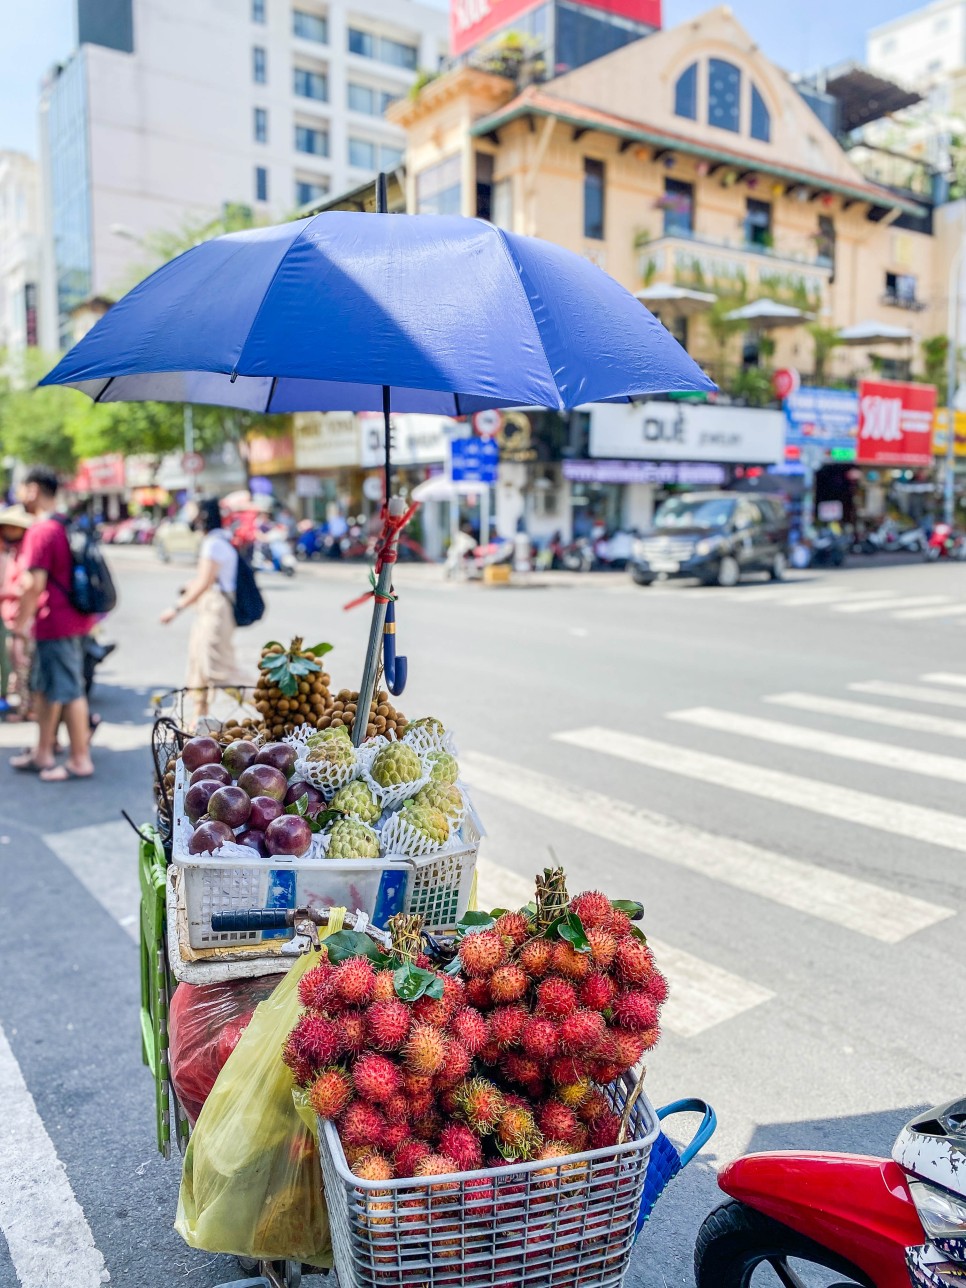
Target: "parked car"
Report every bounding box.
[628,492,790,587]
[154,506,202,561]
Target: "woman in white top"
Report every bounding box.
[160,497,247,715]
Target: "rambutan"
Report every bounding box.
[381,1120,411,1154]
[551,941,592,982]
[394,1139,432,1177]
[579,971,617,1012]
[591,1060,628,1085]
[414,1154,461,1180]
[464,976,492,1009]
[383,1091,410,1124]
[333,956,377,1006]
[438,1086,462,1116]
[365,999,411,1051]
[520,1016,560,1060]
[344,1143,374,1168]
[559,1008,607,1055]
[407,1092,434,1120]
[639,1023,661,1051]
[646,970,669,1005]
[458,929,508,977]
[533,1140,584,1184]
[402,1022,448,1076]
[340,1008,368,1055]
[606,1030,647,1070]
[536,976,578,1018]
[569,891,613,931]
[283,1014,345,1072]
[518,938,554,979]
[308,1067,352,1120]
[455,1078,506,1134]
[488,1004,528,1049]
[400,1071,433,1098]
[614,938,653,986]
[586,926,619,970]
[494,911,531,946]
[352,1151,395,1181]
[557,1078,592,1108]
[298,960,336,1010]
[339,1100,387,1148]
[536,1099,580,1143]
[547,1055,590,1086]
[412,1110,444,1142]
[285,1051,314,1087]
[371,969,397,1003]
[433,1038,472,1089]
[489,963,528,1004]
[477,1039,502,1065]
[577,1089,611,1124]
[415,952,431,969]
[612,991,659,1032]
[588,1110,621,1150]
[413,991,451,1028]
[501,1053,543,1087]
[449,1006,488,1055]
[607,908,633,939]
[352,1053,401,1103]
[496,1106,543,1160]
[439,1123,484,1172]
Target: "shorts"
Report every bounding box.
[29,635,86,705]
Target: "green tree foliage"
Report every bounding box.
[921,334,950,401]
[807,324,843,384]
[0,350,80,475]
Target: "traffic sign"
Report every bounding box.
[451,437,499,484]
[182,451,205,475]
[472,409,503,438]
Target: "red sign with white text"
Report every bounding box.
[856,380,936,466]
[450,0,661,57]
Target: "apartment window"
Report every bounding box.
[662,178,693,237]
[251,0,265,21]
[476,152,494,220]
[380,144,404,170]
[255,166,269,202]
[674,63,698,120]
[744,198,772,248]
[347,82,395,115]
[583,158,605,240]
[252,45,267,83]
[885,270,918,305]
[708,58,740,132]
[296,178,330,206]
[348,137,376,169]
[295,124,328,155]
[253,106,268,143]
[294,67,328,100]
[348,27,418,70]
[415,154,461,215]
[750,85,771,142]
[492,177,513,230]
[816,214,835,277]
[293,9,327,42]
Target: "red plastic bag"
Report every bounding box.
[169,975,281,1122]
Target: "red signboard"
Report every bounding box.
[451,0,661,57]
[70,454,126,493]
[856,380,936,466]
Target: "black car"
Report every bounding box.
[628,492,790,587]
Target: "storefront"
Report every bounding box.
[563,459,728,534]
[67,454,127,519]
[360,413,458,559]
[246,434,297,507]
[292,412,361,519]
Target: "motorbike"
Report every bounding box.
[252,531,297,577]
[561,536,596,572]
[925,523,966,561]
[810,527,849,567]
[694,1095,966,1287]
[859,520,927,556]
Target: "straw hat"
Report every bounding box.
[0,505,34,530]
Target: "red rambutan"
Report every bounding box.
[394,1139,432,1176]
[551,941,593,982]
[579,971,618,1012]
[339,1008,368,1056]
[536,976,578,1017]
[407,1091,434,1119]
[477,1038,502,1065]
[489,963,528,1004]
[588,1110,621,1150]
[646,970,669,1006]
[456,1077,506,1134]
[438,1086,462,1116]
[371,969,397,1003]
[458,929,508,977]
[412,1109,444,1141]
[488,1004,528,1049]
[521,1016,560,1061]
[590,1060,628,1085]
[559,1008,607,1055]
[439,1123,484,1172]
[518,938,554,979]
[339,1100,387,1148]
[382,1091,410,1124]
[586,926,619,970]
[464,976,492,1009]
[402,1022,448,1076]
[414,1154,461,1180]
[351,1150,395,1181]
[381,1119,411,1154]
[298,960,336,1010]
[577,1089,611,1124]
[569,891,613,931]
[612,991,659,1032]
[607,908,633,939]
[494,911,531,946]
[365,999,411,1051]
[434,1038,472,1089]
[501,1053,543,1087]
[640,1023,661,1051]
[400,1071,433,1098]
[308,1067,352,1120]
[412,990,451,1028]
[614,939,654,987]
[449,1006,489,1055]
[536,1099,580,1143]
[606,1029,647,1070]
[547,1055,590,1086]
[352,1053,402,1104]
[333,956,376,1005]
[415,952,431,968]
[284,1014,345,1072]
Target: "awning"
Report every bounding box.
[636,284,717,315]
[836,320,914,344]
[724,299,813,327]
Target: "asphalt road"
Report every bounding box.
[1,548,964,1288]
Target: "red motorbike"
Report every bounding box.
[925,523,966,560]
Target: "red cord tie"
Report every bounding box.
[343,502,419,611]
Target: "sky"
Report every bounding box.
[0,0,927,160]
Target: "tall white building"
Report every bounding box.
[39,0,447,345]
[868,0,966,94]
[0,152,52,355]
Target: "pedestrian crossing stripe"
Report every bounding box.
[766,691,966,741]
[922,672,966,688]
[830,595,951,614]
[851,680,966,709]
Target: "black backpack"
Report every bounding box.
[232,551,265,627]
[55,517,118,616]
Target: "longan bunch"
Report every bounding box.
[216,718,262,746]
[254,639,332,738]
[316,689,407,740]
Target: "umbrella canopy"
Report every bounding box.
[41,212,715,413]
[411,475,486,503]
[836,320,914,345]
[636,284,717,315]
[724,299,814,327]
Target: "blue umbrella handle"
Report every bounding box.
[383,598,407,696]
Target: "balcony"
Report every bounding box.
[881,291,927,312]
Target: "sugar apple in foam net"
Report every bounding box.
[403,716,446,738]
[307,726,350,745]
[371,742,421,787]
[325,818,380,859]
[425,750,459,784]
[401,801,449,846]
[329,779,381,824]
[414,780,462,820]
[306,737,356,770]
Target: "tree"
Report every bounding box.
[0,350,80,476]
[807,324,843,384]
[921,334,950,401]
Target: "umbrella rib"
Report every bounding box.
[93,377,115,403]
[234,217,318,377]
[265,376,278,413]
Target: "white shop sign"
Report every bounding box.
[294,412,360,470]
[589,402,785,465]
[359,413,457,469]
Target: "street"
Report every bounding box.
[1,550,965,1288]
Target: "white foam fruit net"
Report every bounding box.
[401,725,458,757]
[296,751,359,795]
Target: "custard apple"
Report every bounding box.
[306,737,357,770]
[402,801,449,846]
[330,779,381,824]
[371,742,421,787]
[325,818,380,859]
[306,727,350,746]
[414,780,462,820]
[403,716,446,739]
[425,750,459,784]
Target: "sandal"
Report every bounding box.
[10,753,56,773]
[39,764,94,783]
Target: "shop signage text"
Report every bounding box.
[856,380,936,466]
[589,402,784,465]
[451,0,661,57]
[783,386,857,463]
[294,412,359,470]
[359,414,456,469]
[451,436,499,484]
[247,434,295,475]
[562,459,727,486]
[932,409,966,459]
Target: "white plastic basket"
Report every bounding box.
[399,805,482,931]
[318,1075,658,1288]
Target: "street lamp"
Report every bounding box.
[944,239,965,525]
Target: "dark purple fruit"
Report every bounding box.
[182,736,222,772]
[208,785,252,829]
[185,778,221,824]
[238,763,288,802]
[255,741,298,778]
[237,828,269,856]
[222,739,259,778]
[265,814,313,857]
[284,780,326,808]
[249,795,284,831]
[189,763,232,787]
[188,820,234,855]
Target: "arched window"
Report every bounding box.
[708,58,740,132]
[751,85,771,142]
[674,63,698,120]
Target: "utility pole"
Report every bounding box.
[944,239,964,525]
[184,405,196,500]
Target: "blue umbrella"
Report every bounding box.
[42,191,714,737]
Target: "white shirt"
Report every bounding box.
[201,530,239,594]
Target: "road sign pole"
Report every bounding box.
[480,485,490,546]
[184,405,196,500]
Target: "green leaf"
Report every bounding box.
[315,808,344,828]
[393,963,445,1001]
[306,642,334,657]
[557,913,591,954]
[289,657,321,676]
[262,640,283,651]
[279,675,298,697]
[629,925,648,944]
[456,911,495,938]
[323,932,390,966]
[611,899,644,919]
[285,793,309,817]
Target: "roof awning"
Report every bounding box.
[725,299,813,327]
[836,320,915,344]
[819,62,922,133]
[636,284,717,314]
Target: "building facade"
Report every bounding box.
[0,152,51,355]
[39,0,448,344]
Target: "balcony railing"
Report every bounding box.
[881,291,928,312]
[647,227,834,271]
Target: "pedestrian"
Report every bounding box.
[0,505,34,718]
[9,468,96,781]
[159,497,247,718]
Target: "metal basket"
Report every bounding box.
[319,1075,659,1288]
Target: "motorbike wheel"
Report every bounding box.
[925,546,941,562]
[694,1200,874,1288]
[630,568,654,586]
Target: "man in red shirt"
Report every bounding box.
[10,467,95,781]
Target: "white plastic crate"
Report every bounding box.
[319,1076,658,1288]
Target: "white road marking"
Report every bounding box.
[43,820,139,943]
[893,605,966,621]
[766,691,966,741]
[922,672,966,687]
[554,726,966,856]
[462,753,949,943]
[850,680,966,710]
[830,595,949,614]
[0,1021,109,1287]
[474,852,773,1035]
[669,706,966,785]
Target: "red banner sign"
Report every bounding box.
[856,380,936,466]
[451,0,661,57]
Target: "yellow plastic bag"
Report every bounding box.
[175,913,345,1266]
